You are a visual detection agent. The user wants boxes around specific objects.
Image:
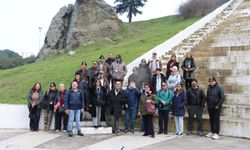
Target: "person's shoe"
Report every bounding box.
[212,133,220,140]
[175,132,179,135]
[187,131,192,135]
[158,131,163,134]
[206,132,213,138]
[68,131,73,137]
[178,133,183,137]
[143,133,148,136]
[113,130,118,134]
[151,135,155,138]
[55,130,60,133]
[197,131,204,136]
[164,130,168,135]
[78,131,84,136]
[130,130,135,133]
[94,126,98,129]
[62,130,67,133]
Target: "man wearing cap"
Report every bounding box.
[206,77,224,140]
[186,79,206,136]
[98,55,110,78]
[148,52,162,75]
[75,61,89,81]
[110,55,127,89]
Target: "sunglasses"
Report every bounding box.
[161,84,167,86]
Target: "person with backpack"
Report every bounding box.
[206,77,224,140]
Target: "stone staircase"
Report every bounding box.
[162,0,250,138]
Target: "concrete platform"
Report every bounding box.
[0,129,249,150]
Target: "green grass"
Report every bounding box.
[0,15,201,104]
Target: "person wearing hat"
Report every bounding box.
[171,82,187,137]
[166,53,179,80]
[110,55,127,89]
[75,61,89,81]
[151,68,166,93]
[186,79,206,136]
[148,52,162,75]
[43,82,58,131]
[98,55,110,78]
[206,77,224,140]
[181,52,196,90]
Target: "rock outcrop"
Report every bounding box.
[37,0,122,60]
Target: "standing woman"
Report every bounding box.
[27,82,44,131]
[171,83,187,137]
[181,52,196,90]
[166,53,179,80]
[138,84,157,138]
[167,66,181,92]
[54,83,68,132]
[89,79,106,128]
[43,82,58,131]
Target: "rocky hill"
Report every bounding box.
[37,0,122,60]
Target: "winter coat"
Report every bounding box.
[171,91,187,116]
[187,87,206,108]
[167,74,181,91]
[27,90,44,109]
[181,58,196,80]
[75,69,89,81]
[98,62,110,77]
[151,74,166,93]
[43,90,58,110]
[124,87,140,108]
[64,89,85,110]
[138,63,151,86]
[206,84,224,108]
[98,77,110,94]
[138,93,157,116]
[106,89,128,118]
[110,61,127,80]
[157,89,173,110]
[89,87,106,117]
[166,60,179,79]
[88,67,100,88]
[128,73,141,89]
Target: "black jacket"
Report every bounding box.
[187,87,206,108]
[43,90,58,110]
[206,84,224,108]
[106,89,128,118]
[151,73,166,93]
[89,87,106,117]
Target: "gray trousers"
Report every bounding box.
[92,106,102,126]
[188,105,203,131]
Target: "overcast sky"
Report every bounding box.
[0,0,187,57]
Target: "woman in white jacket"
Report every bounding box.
[167,66,181,92]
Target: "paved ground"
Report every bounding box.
[0,130,249,150]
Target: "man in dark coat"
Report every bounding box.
[206,77,224,140]
[186,79,206,136]
[106,81,128,134]
[151,68,166,94]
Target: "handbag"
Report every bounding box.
[58,106,65,113]
[146,103,156,114]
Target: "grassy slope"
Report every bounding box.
[0,16,201,104]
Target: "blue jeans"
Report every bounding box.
[67,109,81,132]
[125,107,137,131]
[174,116,184,134]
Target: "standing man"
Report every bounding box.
[151,68,166,94]
[64,81,85,137]
[148,52,162,75]
[110,55,127,89]
[98,55,110,78]
[75,61,89,81]
[206,77,224,140]
[106,81,128,134]
[186,79,206,136]
[105,53,115,84]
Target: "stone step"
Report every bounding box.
[194,68,250,76]
[221,104,250,119]
[224,94,250,106]
[194,56,250,63]
[72,127,112,134]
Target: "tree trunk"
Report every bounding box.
[128,6,132,23]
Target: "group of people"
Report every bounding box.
[27,52,224,140]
